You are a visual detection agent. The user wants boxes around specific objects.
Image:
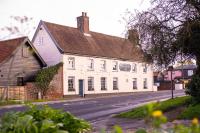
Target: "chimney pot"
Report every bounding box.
[77,12,89,34]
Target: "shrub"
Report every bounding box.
[0,105,91,133]
[35,63,63,98]
[185,74,200,102]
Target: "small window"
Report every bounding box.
[188,70,194,76]
[132,64,137,72]
[68,57,75,69]
[37,37,43,45]
[88,59,94,70]
[88,77,94,91]
[113,77,118,90]
[22,45,29,57]
[133,78,137,89]
[1,75,3,77]
[100,60,106,71]
[143,64,147,73]
[143,78,148,89]
[17,77,24,86]
[101,77,107,90]
[112,61,118,71]
[68,76,75,91]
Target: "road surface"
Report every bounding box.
[0,90,185,131]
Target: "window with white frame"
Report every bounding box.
[132,63,137,72]
[112,61,118,71]
[68,57,75,69]
[88,77,94,91]
[113,77,118,90]
[100,60,106,71]
[68,76,75,91]
[143,78,148,89]
[88,59,94,70]
[101,77,107,90]
[143,64,147,73]
[133,78,137,89]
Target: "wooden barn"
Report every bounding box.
[0,37,46,86]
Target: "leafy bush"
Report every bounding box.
[35,63,63,98]
[185,74,200,102]
[0,105,91,133]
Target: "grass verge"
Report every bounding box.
[0,99,48,107]
[179,104,200,119]
[0,100,22,106]
[117,96,191,119]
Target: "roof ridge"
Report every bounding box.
[41,20,144,62]
[0,36,27,42]
[42,20,127,40]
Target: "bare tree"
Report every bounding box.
[126,0,200,69]
[0,16,35,40]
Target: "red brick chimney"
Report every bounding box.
[77,12,89,34]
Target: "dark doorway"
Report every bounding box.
[79,79,84,97]
[17,77,24,86]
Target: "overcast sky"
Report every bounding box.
[0,0,151,39]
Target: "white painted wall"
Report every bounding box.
[63,54,154,95]
[32,25,62,66]
[32,24,154,95]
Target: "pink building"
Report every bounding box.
[164,65,196,81]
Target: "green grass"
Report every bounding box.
[0,100,22,106]
[0,99,48,107]
[24,99,47,104]
[117,96,191,119]
[179,104,200,119]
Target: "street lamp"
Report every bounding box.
[168,66,174,99]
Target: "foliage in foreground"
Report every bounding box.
[117,96,191,119]
[186,74,200,102]
[109,103,200,133]
[0,104,91,133]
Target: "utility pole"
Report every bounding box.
[168,66,174,99]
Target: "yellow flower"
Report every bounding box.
[152,110,163,118]
[192,118,199,125]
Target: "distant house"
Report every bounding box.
[164,64,197,81]
[32,12,156,97]
[0,37,46,86]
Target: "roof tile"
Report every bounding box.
[43,21,144,61]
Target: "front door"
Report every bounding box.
[79,80,84,97]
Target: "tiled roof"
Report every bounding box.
[0,37,26,64]
[43,21,144,61]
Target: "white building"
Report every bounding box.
[32,12,156,97]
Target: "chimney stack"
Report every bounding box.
[77,12,89,34]
[128,29,139,45]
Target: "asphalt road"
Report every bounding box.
[0,90,185,122]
